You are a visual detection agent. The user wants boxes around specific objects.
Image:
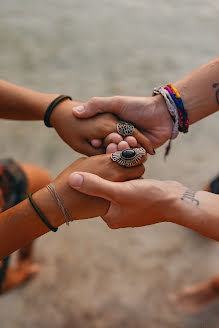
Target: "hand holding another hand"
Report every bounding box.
[48,151,146,223]
[50,98,154,156]
[69,173,186,229]
[73,95,173,149]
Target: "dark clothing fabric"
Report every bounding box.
[0,159,27,292]
[209,175,219,195]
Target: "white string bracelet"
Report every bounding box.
[46,183,73,225]
[153,86,179,140]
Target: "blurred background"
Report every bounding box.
[1,0,219,327]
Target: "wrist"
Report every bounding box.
[32,92,59,121]
[33,187,66,228]
[159,182,188,224]
[167,188,203,226]
[150,95,172,140]
[49,97,73,128]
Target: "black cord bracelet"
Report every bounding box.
[28,193,58,232]
[44,95,72,127]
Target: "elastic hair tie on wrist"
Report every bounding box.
[28,193,58,232]
[44,95,72,128]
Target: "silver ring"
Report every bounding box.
[111,147,146,167]
[117,121,135,137]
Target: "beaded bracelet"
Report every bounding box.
[164,84,189,133]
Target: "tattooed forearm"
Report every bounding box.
[212,83,219,105]
[181,189,199,206]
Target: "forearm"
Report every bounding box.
[173,56,219,124]
[0,79,58,120]
[0,188,64,259]
[0,185,109,259]
[170,189,219,241]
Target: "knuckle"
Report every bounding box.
[111,96,123,108]
[88,97,100,108]
[102,112,117,122]
[113,95,121,102]
[103,121,115,135]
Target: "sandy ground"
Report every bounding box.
[1,1,219,327]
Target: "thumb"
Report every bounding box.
[72,97,121,118]
[68,172,119,202]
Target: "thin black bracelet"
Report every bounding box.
[44,95,72,127]
[28,193,58,232]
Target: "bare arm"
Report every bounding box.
[171,189,219,241]
[69,172,219,241]
[0,154,145,259]
[0,79,152,155]
[174,56,219,124]
[73,56,219,148]
[0,79,57,120]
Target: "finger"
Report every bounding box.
[117,141,130,151]
[106,151,146,180]
[111,148,147,168]
[69,172,120,202]
[124,136,137,148]
[104,133,123,147]
[102,120,153,155]
[106,143,118,154]
[91,139,102,148]
[78,140,105,156]
[117,164,145,181]
[132,129,154,155]
[72,97,121,118]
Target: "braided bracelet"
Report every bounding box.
[164,84,189,133]
[44,95,72,128]
[153,86,179,140]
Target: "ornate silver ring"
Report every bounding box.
[111,147,146,167]
[117,121,135,137]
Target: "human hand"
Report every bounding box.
[50,98,154,156]
[72,95,173,149]
[68,173,186,228]
[51,151,146,221]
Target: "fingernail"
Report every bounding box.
[153,148,156,154]
[72,105,85,113]
[69,173,84,188]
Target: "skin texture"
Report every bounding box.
[0,163,51,294]
[0,79,152,156]
[170,275,219,314]
[69,172,219,242]
[69,174,183,228]
[69,56,219,239]
[73,95,172,149]
[52,102,152,156]
[170,183,219,314]
[73,56,219,148]
[0,154,146,260]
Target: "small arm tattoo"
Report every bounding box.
[181,189,199,206]
[212,83,219,105]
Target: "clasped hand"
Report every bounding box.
[50,99,154,156]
